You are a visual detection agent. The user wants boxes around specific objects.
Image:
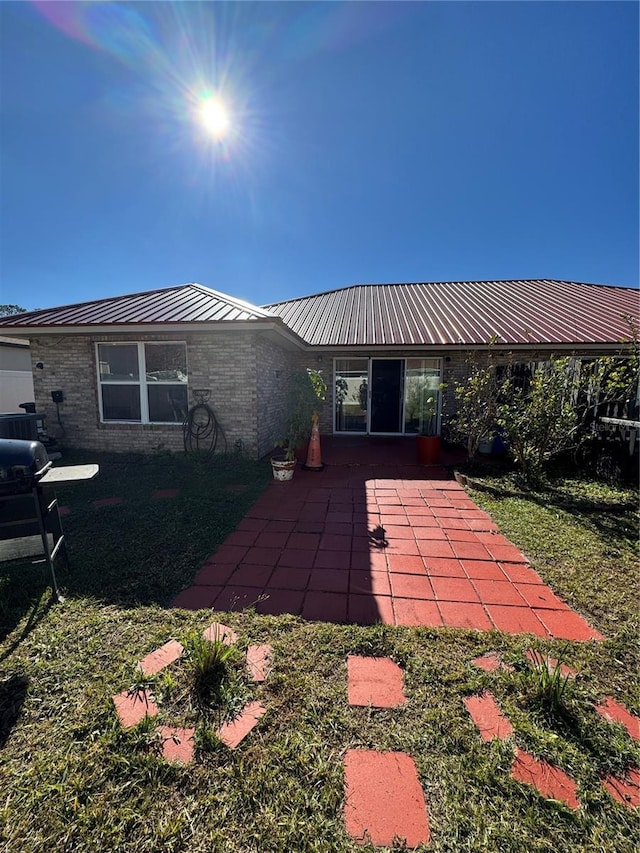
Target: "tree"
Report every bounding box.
[0,304,26,316]
[447,341,500,466]
[496,328,639,485]
[496,357,580,485]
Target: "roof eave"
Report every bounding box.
[1,319,307,349]
[302,341,635,353]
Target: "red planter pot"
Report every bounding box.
[416,435,441,465]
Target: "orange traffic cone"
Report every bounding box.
[304,413,324,471]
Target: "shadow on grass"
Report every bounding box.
[0,561,55,649]
[0,673,29,748]
[0,449,273,610]
[463,464,638,550]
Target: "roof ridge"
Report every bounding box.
[262,279,635,308]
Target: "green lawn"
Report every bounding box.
[0,453,638,852]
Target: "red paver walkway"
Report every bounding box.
[344,749,430,847]
[171,444,604,640]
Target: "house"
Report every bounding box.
[0,279,636,456]
[0,336,34,413]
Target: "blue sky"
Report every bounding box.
[0,1,638,312]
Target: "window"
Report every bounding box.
[97,342,188,423]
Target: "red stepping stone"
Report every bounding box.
[138,639,184,675]
[524,649,577,678]
[595,697,640,741]
[602,768,640,808]
[511,748,580,809]
[347,656,406,708]
[246,644,273,682]
[93,496,123,508]
[217,701,266,748]
[344,750,430,848]
[157,726,195,764]
[464,691,514,741]
[202,622,238,645]
[472,651,514,673]
[113,688,158,728]
[152,488,179,499]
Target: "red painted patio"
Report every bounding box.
[172,438,602,641]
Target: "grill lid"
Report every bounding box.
[0,438,51,486]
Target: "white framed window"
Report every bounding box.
[97,342,188,424]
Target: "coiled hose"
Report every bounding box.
[182,390,227,453]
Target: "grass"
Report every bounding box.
[0,451,638,852]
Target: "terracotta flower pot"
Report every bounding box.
[416,435,441,465]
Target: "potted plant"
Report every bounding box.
[271,368,327,480]
[416,393,441,465]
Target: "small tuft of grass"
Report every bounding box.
[522,646,574,715]
[181,629,239,708]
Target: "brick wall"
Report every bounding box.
[29,333,620,455]
[29,330,267,455]
[255,338,297,458]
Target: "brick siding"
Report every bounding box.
[30,330,275,456]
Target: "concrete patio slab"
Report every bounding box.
[170,441,604,641]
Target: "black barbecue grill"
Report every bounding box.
[0,439,98,602]
[0,439,52,494]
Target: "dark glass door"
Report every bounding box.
[370,359,404,433]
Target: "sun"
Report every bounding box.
[198,96,230,139]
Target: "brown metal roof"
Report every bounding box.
[0,283,275,328]
[264,280,640,347]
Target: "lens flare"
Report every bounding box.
[199,96,230,139]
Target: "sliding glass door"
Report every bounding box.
[334,357,442,435]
